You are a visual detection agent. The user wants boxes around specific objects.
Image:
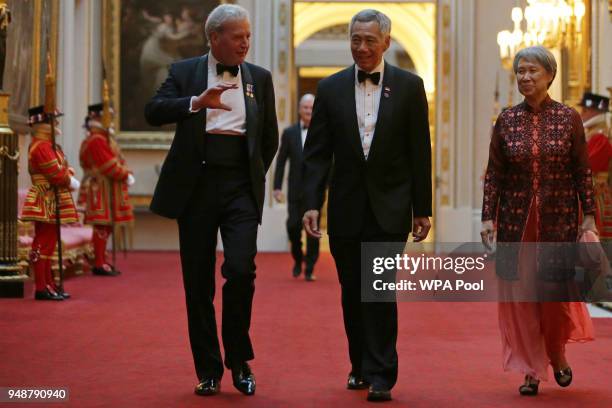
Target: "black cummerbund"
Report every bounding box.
[204,133,249,168]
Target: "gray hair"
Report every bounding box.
[204,4,250,42]
[513,45,557,87]
[299,93,315,106]
[349,9,391,37]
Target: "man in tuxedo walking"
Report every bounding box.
[144,4,278,397]
[273,94,320,281]
[302,9,432,402]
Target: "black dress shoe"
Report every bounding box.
[347,373,369,390]
[554,366,572,387]
[305,265,317,281]
[292,263,302,278]
[367,385,392,402]
[53,286,70,299]
[194,378,220,396]
[92,265,120,276]
[231,363,256,395]
[34,289,64,301]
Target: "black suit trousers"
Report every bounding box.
[177,166,258,380]
[287,201,320,268]
[329,199,407,390]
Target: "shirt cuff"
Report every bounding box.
[189,96,201,113]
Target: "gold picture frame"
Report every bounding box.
[102,0,222,150]
[4,0,58,132]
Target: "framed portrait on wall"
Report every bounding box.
[103,0,226,149]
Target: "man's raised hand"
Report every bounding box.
[192,83,238,111]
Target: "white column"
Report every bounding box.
[238,0,294,251]
[89,0,102,104]
[435,0,477,242]
[56,0,93,180]
[57,0,80,176]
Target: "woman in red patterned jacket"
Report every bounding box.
[481,46,596,396]
[21,106,80,300]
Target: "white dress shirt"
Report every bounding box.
[354,59,384,159]
[300,120,308,148]
[189,52,246,135]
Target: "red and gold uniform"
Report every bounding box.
[586,126,612,239]
[78,108,134,272]
[21,106,78,299]
[581,92,612,240]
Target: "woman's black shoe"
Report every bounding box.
[34,289,64,301]
[554,367,572,387]
[519,375,539,396]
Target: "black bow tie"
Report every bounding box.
[357,70,380,85]
[216,63,239,77]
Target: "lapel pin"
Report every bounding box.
[383,92,390,98]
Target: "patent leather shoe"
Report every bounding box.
[194,378,220,396]
[231,363,256,395]
[34,288,64,301]
[347,373,369,390]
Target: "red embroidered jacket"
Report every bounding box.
[482,96,595,243]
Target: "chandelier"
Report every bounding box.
[494,0,589,108]
[496,0,586,67]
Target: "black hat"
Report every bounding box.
[28,105,63,126]
[579,92,610,113]
[87,103,104,117]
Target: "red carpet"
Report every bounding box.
[1,251,611,407]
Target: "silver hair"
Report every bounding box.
[349,9,391,37]
[204,4,250,42]
[513,45,557,87]
[299,93,315,106]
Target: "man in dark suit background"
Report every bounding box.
[144,4,278,397]
[273,94,320,281]
[302,9,432,402]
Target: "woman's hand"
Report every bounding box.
[480,220,496,251]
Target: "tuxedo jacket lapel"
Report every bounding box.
[191,55,208,158]
[240,62,258,157]
[367,62,394,162]
[342,65,365,161]
[295,125,304,157]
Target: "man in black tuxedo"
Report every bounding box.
[144,4,278,397]
[273,94,320,281]
[302,9,432,402]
